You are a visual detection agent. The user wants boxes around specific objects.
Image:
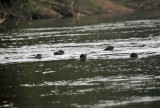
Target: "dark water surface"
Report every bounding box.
[0,12,160,108]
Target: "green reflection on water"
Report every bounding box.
[0,55,160,107]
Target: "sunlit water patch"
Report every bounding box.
[0,35,160,64]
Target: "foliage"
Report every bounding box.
[0,0,160,22]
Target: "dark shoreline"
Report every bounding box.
[1,0,160,24]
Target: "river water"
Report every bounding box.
[0,12,160,108]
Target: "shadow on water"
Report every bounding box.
[1,11,160,108]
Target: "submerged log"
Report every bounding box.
[51,2,92,18]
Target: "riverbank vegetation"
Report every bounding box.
[0,0,160,24]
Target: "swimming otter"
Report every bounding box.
[130,53,138,58]
[54,50,64,55]
[80,54,87,61]
[104,46,114,51]
[35,54,42,59]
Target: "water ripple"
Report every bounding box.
[0,19,160,64]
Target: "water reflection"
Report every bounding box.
[0,19,160,63]
[0,55,160,107]
[72,96,160,108]
[0,15,160,108]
